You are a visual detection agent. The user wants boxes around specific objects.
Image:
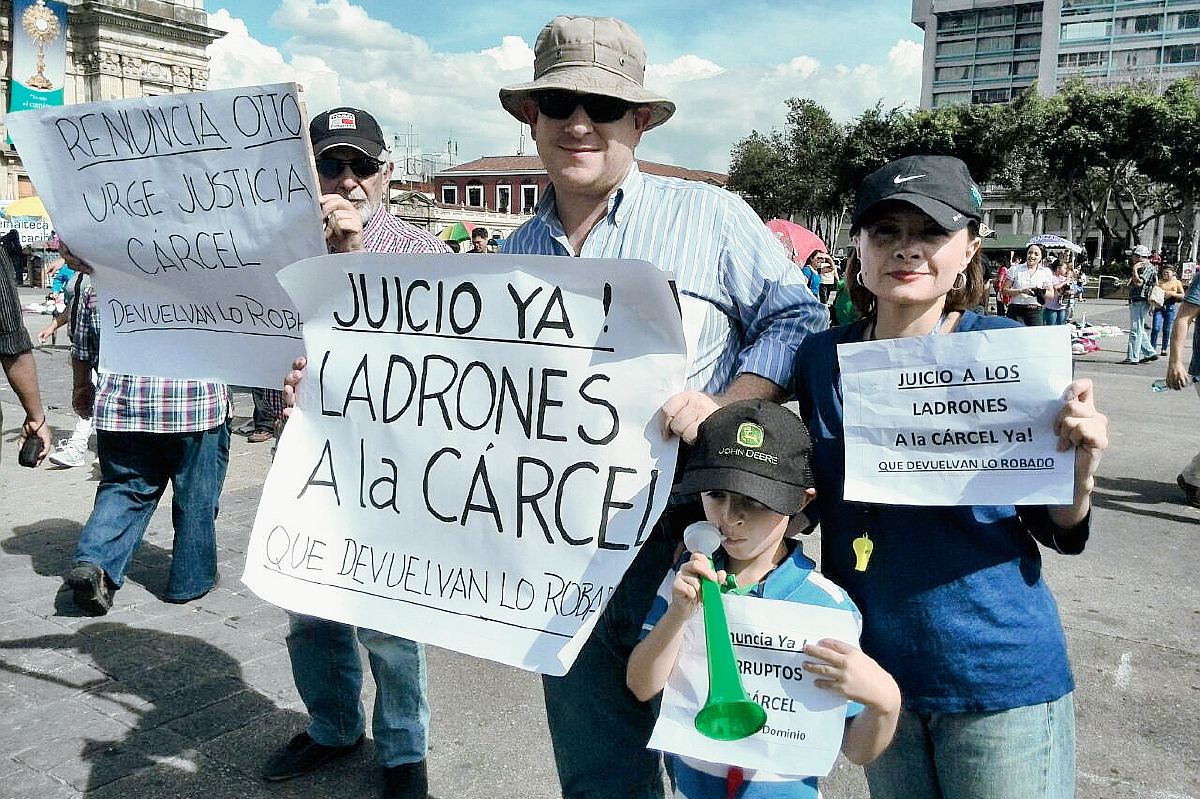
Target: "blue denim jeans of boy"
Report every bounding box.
[74,423,229,601]
[285,613,428,768]
[865,693,1075,799]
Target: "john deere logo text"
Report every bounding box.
[736,422,764,449]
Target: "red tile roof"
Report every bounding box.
[437,155,726,186]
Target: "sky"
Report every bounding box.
[205,0,925,174]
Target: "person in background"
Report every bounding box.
[37,270,95,468]
[1150,265,1185,356]
[262,106,449,799]
[496,15,826,798]
[792,155,1107,799]
[1122,244,1159,364]
[1042,256,1075,325]
[1165,270,1200,508]
[468,226,490,253]
[0,229,49,463]
[247,388,283,443]
[1002,243,1053,326]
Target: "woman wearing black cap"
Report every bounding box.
[790,156,1108,799]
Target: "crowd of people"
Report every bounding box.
[5,11,1198,799]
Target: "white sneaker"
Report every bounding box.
[48,439,87,468]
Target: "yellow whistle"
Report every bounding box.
[852,535,873,572]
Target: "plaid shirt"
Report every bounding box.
[0,246,32,357]
[74,277,230,433]
[362,206,450,255]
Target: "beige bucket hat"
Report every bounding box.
[499,15,676,130]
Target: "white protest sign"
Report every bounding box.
[5,83,324,387]
[649,593,859,777]
[244,252,687,675]
[839,325,1073,506]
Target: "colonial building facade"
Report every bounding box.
[0,0,224,201]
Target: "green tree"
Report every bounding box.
[728,129,789,220]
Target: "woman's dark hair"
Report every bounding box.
[844,219,985,320]
[1025,243,1046,260]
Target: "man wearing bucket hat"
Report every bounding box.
[499,16,826,799]
[261,107,447,799]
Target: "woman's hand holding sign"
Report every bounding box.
[1050,377,1108,528]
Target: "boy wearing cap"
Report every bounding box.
[628,400,899,798]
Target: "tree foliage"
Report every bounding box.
[727,77,1200,259]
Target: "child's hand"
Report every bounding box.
[802,639,900,714]
[670,552,721,615]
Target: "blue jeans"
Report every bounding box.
[74,423,229,600]
[1126,300,1157,360]
[864,694,1075,799]
[1150,303,1177,351]
[285,613,428,767]
[1041,307,1067,326]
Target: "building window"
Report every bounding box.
[936,39,975,57]
[979,8,1015,28]
[994,212,1015,226]
[1061,21,1111,41]
[441,184,457,205]
[975,62,1012,79]
[467,181,483,207]
[1169,11,1200,31]
[1015,32,1041,50]
[522,184,538,213]
[1164,43,1200,64]
[1059,50,1108,68]
[932,91,972,108]
[936,65,971,81]
[496,185,511,214]
[1014,59,1039,76]
[1017,4,1042,25]
[940,11,975,31]
[973,88,1012,104]
[1120,48,1161,67]
[1119,14,1163,35]
[977,35,1014,54]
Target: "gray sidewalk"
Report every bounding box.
[1,289,1197,799]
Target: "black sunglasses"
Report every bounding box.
[317,156,384,179]
[533,90,634,123]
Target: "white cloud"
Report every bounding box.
[208,2,922,173]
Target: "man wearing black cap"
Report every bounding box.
[499,15,826,799]
[262,107,447,799]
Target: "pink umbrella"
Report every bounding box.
[765,219,826,266]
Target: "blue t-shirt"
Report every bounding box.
[791,311,1087,714]
[642,541,860,798]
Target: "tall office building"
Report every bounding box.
[913,0,1200,109]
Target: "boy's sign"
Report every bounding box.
[649,593,860,777]
[838,325,1074,506]
[243,252,687,675]
[5,83,324,387]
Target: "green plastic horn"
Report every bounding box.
[683,522,768,741]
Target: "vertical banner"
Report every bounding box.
[5,84,326,387]
[9,0,67,114]
[244,252,688,675]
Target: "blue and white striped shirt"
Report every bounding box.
[503,164,827,394]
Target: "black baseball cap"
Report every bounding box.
[309,107,386,158]
[851,155,983,233]
[676,400,814,516]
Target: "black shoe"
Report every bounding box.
[1178,475,1200,509]
[262,732,363,781]
[65,563,113,616]
[382,759,428,799]
[1139,354,1159,363]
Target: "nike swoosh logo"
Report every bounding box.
[893,174,926,184]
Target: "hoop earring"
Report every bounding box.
[855,272,865,288]
[952,272,966,291]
